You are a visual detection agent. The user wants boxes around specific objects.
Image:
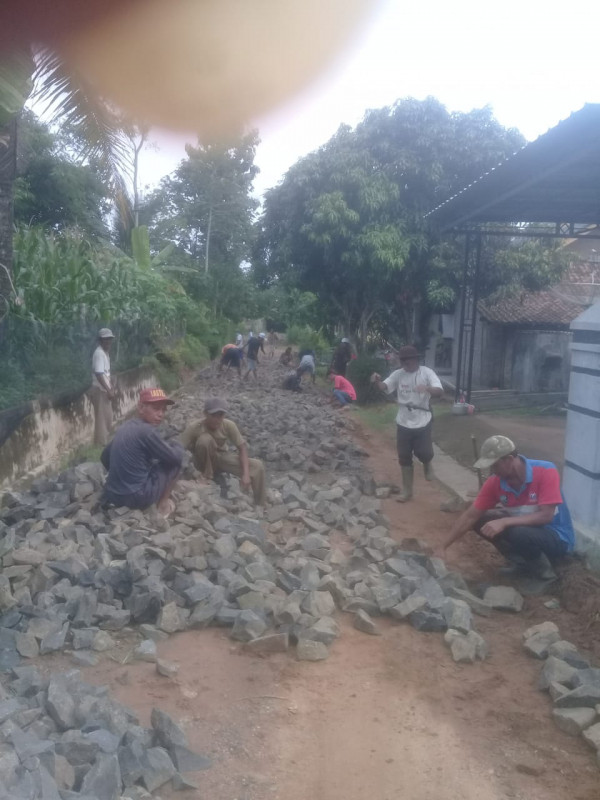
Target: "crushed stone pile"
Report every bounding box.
[0,359,536,795]
[524,621,600,768]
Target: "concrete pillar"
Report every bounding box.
[563,301,600,563]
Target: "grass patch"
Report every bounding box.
[488,404,566,418]
[60,442,103,470]
[352,402,397,432]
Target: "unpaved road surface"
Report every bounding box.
[42,356,599,799]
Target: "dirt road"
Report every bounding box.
[54,360,597,800]
[434,408,566,473]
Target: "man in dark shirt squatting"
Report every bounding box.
[101,387,183,517]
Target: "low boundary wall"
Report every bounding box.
[0,366,158,487]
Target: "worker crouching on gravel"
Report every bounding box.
[437,435,574,580]
[181,397,266,505]
[370,345,443,502]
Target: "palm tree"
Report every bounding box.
[0,44,129,316]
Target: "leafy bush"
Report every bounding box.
[0,358,27,410]
[346,354,387,404]
[286,324,330,356]
[142,356,180,393]
[174,335,210,368]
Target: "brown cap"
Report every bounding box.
[398,345,419,360]
[139,388,174,405]
[204,397,228,415]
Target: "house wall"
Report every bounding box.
[426,312,571,393]
[503,329,571,392]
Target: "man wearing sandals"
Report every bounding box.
[101,388,183,517]
[181,397,266,505]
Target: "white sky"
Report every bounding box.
[139,0,600,200]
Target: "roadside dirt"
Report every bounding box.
[47,371,599,800]
[434,408,566,473]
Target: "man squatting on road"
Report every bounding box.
[438,435,574,579]
[90,327,116,446]
[371,345,444,502]
[101,388,183,517]
[181,397,266,506]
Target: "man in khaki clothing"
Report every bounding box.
[181,398,266,505]
[91,328,115,445]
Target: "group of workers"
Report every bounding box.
[95,327,574,581]
[101,390,266,520]
[220,330,279,379]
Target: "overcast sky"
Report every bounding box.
[139,0,600,199]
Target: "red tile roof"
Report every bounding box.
[479,260,600,326]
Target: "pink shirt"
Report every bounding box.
[334,375,356,401]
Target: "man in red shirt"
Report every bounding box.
[438,435,574,578]
[328,371,356,407]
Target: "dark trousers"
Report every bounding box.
[396,420,434,467]
[474,512,567,563]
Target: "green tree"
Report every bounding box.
[257,98,566,348]
[14,110,111,238]
[0,44,129,313]
[147,130,260,319]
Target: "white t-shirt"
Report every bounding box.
[383,366,443,429]
[92,346,111,392]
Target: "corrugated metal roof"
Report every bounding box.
[425,104,600,229]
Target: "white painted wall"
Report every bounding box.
[563,302,600,561]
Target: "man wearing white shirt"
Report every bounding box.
[91,328,115,445]
[371,345,443,502]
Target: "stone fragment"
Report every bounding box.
[303,616,340,646]
[538,656,578,691]
[46,677,77,730]
[169,744,213,773]
[522,622,561,659]
[409,608,446,632]
[246,633,290,654]
[266,505,288,523]
[151,708,187,750]
[445,629,489,663]
[80,753,122,799]
[92,631,115,652]
[296,639,329,661]
[554,686,600,709]
[582,722,600,751]
[140,747,176,792]
[571,668,600,690]
[390,593,427,620]
[157,602,188,634]
[71,649,99,667]
[444,586,492,617]
[522,620,559,640]
[549,681,571,702]
[230,610,268,642]
[353,609,380,635]
[134,640,157,662]
[552,707,597,736]
[301,591,336,618]
[483,586,524,613]
[15,632,39,658]
[547,641,590,669]
[156,659,179,678]
[441,598,472,634]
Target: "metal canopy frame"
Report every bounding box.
[424,104,600,401]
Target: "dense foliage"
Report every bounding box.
[255,97,569,349]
